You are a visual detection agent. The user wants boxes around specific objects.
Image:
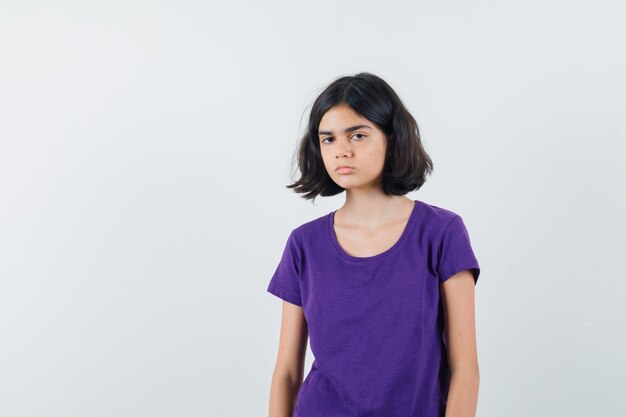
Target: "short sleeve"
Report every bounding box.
[437,215,481,286]
[266,231,303,306]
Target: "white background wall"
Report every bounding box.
[1,1,624,416]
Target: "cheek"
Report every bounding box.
[320,151,333,169]
[367,149,386,166]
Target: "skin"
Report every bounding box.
[269,103,479,417]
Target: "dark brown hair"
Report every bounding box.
[287,72,433,202]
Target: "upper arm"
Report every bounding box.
[272,300,309,384]
[436,215,480,286]
[440,269,479,375]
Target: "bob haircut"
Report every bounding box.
[287,72,433,202]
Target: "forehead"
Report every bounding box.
[318,104,370,129]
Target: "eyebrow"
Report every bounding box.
[318,124,372,136]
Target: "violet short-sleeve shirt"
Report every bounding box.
[267,199,480,417]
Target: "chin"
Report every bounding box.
[336,180,367,189]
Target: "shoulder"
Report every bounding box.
[413,200,475,248]
[416,200,462,230]
[286,211,331,247]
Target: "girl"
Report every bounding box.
[267,73,481,417]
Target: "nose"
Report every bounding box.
[335,141,353,158]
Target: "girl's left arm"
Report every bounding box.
[440,269,480,417]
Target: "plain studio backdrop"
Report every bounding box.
[1,1,624,416]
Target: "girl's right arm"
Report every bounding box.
[268,301,309,417]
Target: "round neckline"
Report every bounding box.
[328,199,422,264]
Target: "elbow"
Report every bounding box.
[450,364,480,382]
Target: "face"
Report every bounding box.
[318,103,387,191]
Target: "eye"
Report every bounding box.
[352,133,366,140]
[321,137,333,144]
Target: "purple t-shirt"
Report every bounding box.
[267,199,480,417]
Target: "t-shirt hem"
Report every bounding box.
[267,281,303,306]
[439,264,480,286]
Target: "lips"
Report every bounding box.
[336,166,355,174]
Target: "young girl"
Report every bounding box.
[267,73,481,417]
